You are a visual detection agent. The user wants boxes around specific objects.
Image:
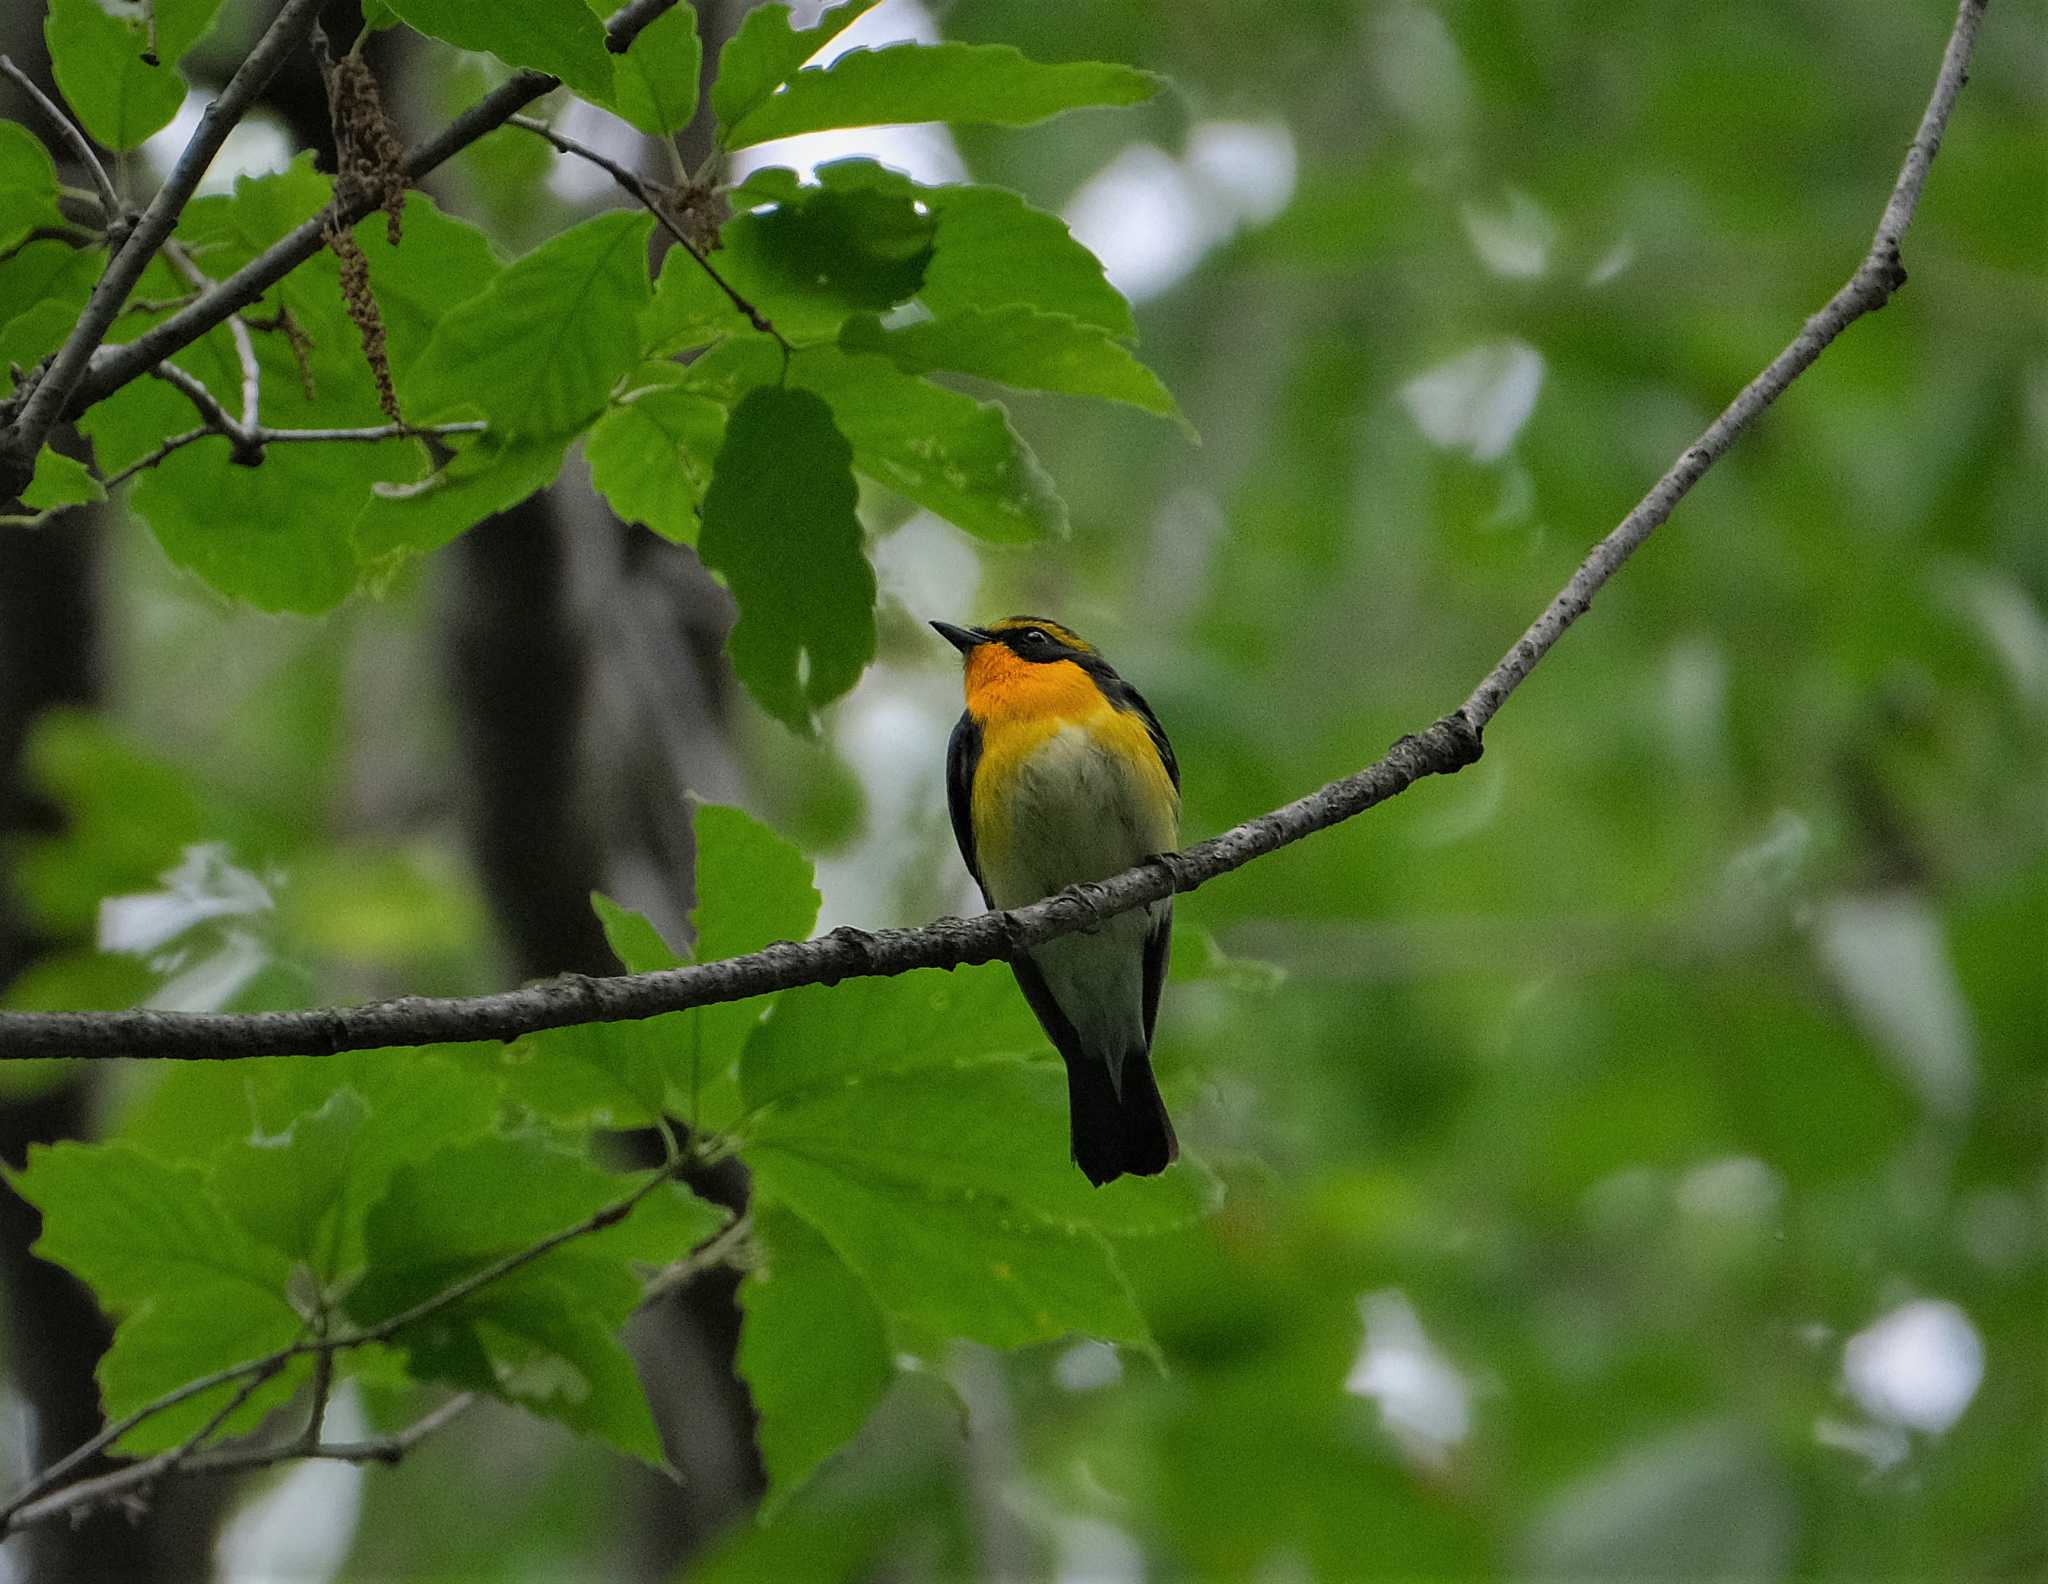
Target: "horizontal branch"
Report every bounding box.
[0,0,1989,1073]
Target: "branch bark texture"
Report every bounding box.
[0,0,1992,1073]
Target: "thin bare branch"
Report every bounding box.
[3,1358,286,1533]
[643,1213,754,1301]
[163,241,260,431]
[507,115,790,350]
[183,1394,479,1475]
[0,0,328,486]
[0,1161,703,1533]
[0,54,123,227]
[1458,0,1990,734]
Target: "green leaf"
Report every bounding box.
[598,0,702,135]
[406,210,654,438]
[44,0,228,151]
[592,892,687,973]
[738,1206,894,1512]
[10,1142,304,1451]
[0,240,98,384]
[749,1149,1149,1349]
[717,163,935,341]
[724,42,1160,151]
[11,711,206,937]
[378,0,614,100]
[711,0,884,142]
[209,1070,498,1283]
[585,381,727,544]
[919,182,1133,337]
[740,962,1039,1111]
[841,305,1183,422]
[641,248,752,356]
[20,446,105,513]
[698,385,876,732]
[349,1136,724,1462]
[132,436,388,614]
[754,1055,1220,1236]
[687,338,1066,543]
[500,893,682,1129]
[0,120,64,252]
[679,804,821,1129]
[354,434,571,565]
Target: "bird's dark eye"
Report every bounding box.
[1023,628,1049,646]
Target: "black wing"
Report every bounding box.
[1140,906,1171,1047]
[1101,674,1179,792]
[944,710,991,905]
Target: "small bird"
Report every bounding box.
[932,616,1180,1186]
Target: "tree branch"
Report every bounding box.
[33,0,685,438]
[0,54,123,232]
[506,115,791,350]
[0,0,329,488]
[0,0,1991,1069]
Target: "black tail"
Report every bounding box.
[1064,1046,1178,1188]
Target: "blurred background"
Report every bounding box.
[1,0,2043,1578]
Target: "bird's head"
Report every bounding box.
[929,616,1099,665]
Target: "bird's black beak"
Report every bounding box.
[930,621,984,655]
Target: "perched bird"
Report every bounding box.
[932,616,1181,1186]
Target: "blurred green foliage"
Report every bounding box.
[1,0,2043,1578]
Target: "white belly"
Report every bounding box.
[980,724,1175,1075]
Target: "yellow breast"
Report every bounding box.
[966,650,1178,906]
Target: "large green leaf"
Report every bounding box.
[0,241,99,386]
[749,1149,1148,1349]
[697,385,876,732]
[405,210,654,438]
[500,892,682,1129]
[739,962,1038,1111]
[597,0,703,135]
[680,803,821,1130]
[840,305,1182,422]
[716,163,935,342]
[349,1136,724,1462]
[0,121,64,252]
[353,434,571,565]
[723,41,1160,151]
[687,338,1066,543]
[19,447,105,514]
[9,1142,304,1451]
[584,374,726,544]
[44,0,227,150]
[379,0,614,100]
[918,182,1133,337]
[209,1070,498,1283]
[737,1206,894,1513]
[710,0,884,142]
[132,435,387,613]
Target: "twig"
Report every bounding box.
[148,358,252,456]
[3,1358,286,1532]
[70,420,485,507]
[0,1160,701,1532]
[163,241,260,432]
[0,0,1991,1062]
[642,1212,754,1301]
[183,1393,478,1475]
[1458,0,1990,734]
[33,0,684,438]
[0,55,124,232]
[0,0,328,488]
[506,115,790,351]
